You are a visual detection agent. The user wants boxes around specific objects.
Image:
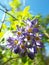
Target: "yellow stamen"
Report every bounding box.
[35,37,40,40]
[28,28,32,33]
[27,35,31,40]
[20,44,25,49]
[17,31,22,36]
[14,40,18,44]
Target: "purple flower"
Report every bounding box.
[31,19,38,26]
[28,52,35,59]
[14,46,20,53]
[7,37,14,44]
[7,19,44,59]
[36,41,44,48]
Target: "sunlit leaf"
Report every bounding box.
[0,32,4,38]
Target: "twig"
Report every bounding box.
[2,56,19,65]
[0,12,6,31]
[3,58,13,65]
[40,25,49,38]
[0,3,8,11]
[0,8,18,20]
[43,30,49,38]
[0,3,18,20]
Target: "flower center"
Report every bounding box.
[27,35,31,40]
[14,40,18,44]
[17,31,22,36]
[20,44,25,49]
[28,28,32,33]
[35,37,40,40]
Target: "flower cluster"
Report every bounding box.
[7,19,44,59]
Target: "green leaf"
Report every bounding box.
[21,57,27,63]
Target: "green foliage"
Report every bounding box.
[9,0,21,10]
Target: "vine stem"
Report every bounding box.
[0,3,18,20]
[0,3,8,11]
[0,8,18,20]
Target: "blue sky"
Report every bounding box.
[22,0,49,16]
[0,0,49,56]
[0,0,49,17]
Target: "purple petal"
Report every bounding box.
[28,52,35,59]
[33,28,39,33]
[31,19,38,25]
